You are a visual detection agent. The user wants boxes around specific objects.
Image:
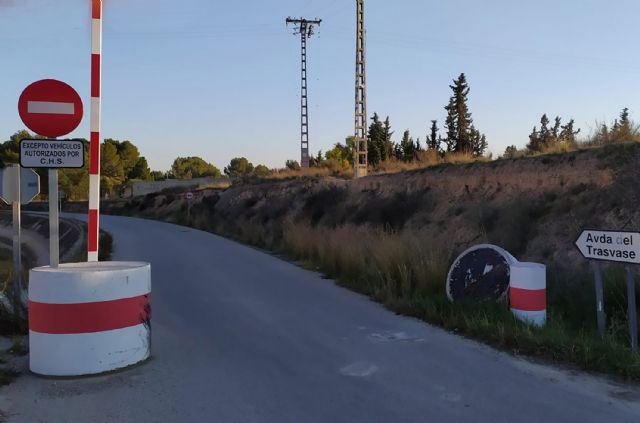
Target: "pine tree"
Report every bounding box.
[502,145,519,159]
[551,116,561,141]
[527,126,541,152]
[442,73,486,154]
[368,113,384,166]
[400,130,416,162]
[559,119,580,145]
[618,107,631,141]
[470,127,488,156]
[527,114,555,152]
[382,116,394,161]
[427,120,440,151]
[445,73,472,152]
[444,96,457,152]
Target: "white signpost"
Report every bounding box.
[20,139,84,169]
[575,229,639,352]
[186,192,194,224]
[0,165,40,319]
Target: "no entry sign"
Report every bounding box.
[18,79,83,138]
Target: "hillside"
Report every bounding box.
[102,143,640,379]
[106,143,638,273]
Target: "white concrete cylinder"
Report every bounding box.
[29,262,151,376]
[509,262,546,327]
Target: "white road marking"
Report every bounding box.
[339,362,379,377]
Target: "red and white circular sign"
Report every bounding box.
[18,79,83,138]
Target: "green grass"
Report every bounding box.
[226,221,640,382]
[7,337,27,356]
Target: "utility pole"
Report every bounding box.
[354,0,368,178]
[286,17,322,169]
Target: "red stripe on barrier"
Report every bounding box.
[29,294,150,334]
[510,287,546,312]
[90,132,100,174]
[88,210,99,252]
[92,0,102,19]
[91,54,101,97]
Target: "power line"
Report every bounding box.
[354,0,367,178]
[286,17,322,169]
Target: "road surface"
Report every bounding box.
[1,214,639,422]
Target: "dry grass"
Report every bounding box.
[372,151,488,175]
[267,166,350,180]
[282,223,449,301]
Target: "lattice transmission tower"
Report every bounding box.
[354,0,368,178]
[286,17,322,169]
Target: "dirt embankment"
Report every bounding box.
[103,143,640,273]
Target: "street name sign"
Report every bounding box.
[0,166,40,205]
[575,229,640,265]
[18,80,84,138]
[20,139,84,169]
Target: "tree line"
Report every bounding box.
[300,72,489,172]
[502,107,640,159]
[0,131,277,199]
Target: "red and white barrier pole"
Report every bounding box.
[88,0,102,262]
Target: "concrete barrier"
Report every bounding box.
[28,262,151,376]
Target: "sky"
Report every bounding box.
[1,0,640,172]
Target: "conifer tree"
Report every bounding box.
[442,73,486,154]
[618,107,631,141]
[400,130,416,161]
[470,127,488,156]
[444,73,472,152]
[382,116,394,161]
[427,120,440,151]
[559,119,580,145]
[367,113,384,166]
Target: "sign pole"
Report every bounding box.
[49,168,59,268]
[626,266,638,353]
[11,165,22,318]
[592,261,606,338]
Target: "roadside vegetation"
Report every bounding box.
[105,142,640,381]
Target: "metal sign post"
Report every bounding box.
[591,261,606,339]
[627,266,638,353]
[576,229,640,349]
[186,192,194,224]
[11,166,21,318]
[49,168,59,268]
[0,165,40,317]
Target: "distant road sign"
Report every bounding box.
[18,79,84,138]
[186,192,194,201]
[0,166,40,205]
[575,229,640,265]
[20,139,84,169]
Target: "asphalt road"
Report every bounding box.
[1,214,639,422]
